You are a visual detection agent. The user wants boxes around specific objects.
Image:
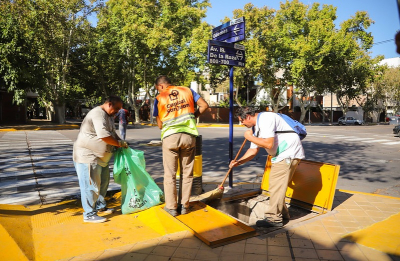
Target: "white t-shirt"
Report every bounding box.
[73,106,118,167]
[250,112,305,163]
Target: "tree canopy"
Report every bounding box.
[0,0,385,123]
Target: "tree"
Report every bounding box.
[0,0,46,103]
[97,0,210,123]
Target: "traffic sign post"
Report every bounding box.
[208,17,246,188]
[207,40,245,67]
[212,17,245,43]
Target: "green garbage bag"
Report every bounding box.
[113,147,164,214]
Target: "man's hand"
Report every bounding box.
[229,160,240,168]
[118,140,129,148]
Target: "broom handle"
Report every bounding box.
[219,139,247,188]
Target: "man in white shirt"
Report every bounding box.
[230,107,305,227]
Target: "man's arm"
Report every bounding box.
[244,129,274,150]
[194,97,209,118]
[229,148,259,168]
[156,116,163,129]
[101,136,120,147]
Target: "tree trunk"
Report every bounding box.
[52,102,66,124]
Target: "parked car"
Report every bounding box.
[338,116,364,125]
[393,125,400,136]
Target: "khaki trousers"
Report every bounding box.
[162,133,196,210]
[264,158,301,222]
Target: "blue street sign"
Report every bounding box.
[212,17,245,43]
[207,40,245,67]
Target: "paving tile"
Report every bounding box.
[357,244,394,261]
[145,255,171,261]
[267,245,292,257]
[245,236,267,245]
[244,243,267,254]
[170,258,193,261]
[128,244,156,254]
[289,238,314,249]
[243,253,268,261]
[267,236,289,247]
[321,219,342,227]
[96,249,127,261]
[218,253,244,261]
[305,224,325,231]
[290,228,310,239]
[221,241,246,253]
[334,214,356,222]
[340,221,362,229]
[316,249,344,260]
[356,201,373,206]
[69,250,104,261]
[158,232,187,247]
[172,247,198,259]
[120,252,148,261]
[353,215,375,222]
[199,243,223,251]
[355,220,376,228]
[312,238,338,250]
[195,248,222,260]
[344,205,364,211]
[150,245,177,257]
[295,259,320,261]
[338,244,368,261]
[308,229,331,238]
[366,210,393,218]
[336,209,352,215]
[112,244,137,252]
[324,225,348,234]
[292,247,319,259]
[179,237,203,249]
[268,256,293,261]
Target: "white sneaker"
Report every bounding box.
[84,215,107,223]
[97,207,115,214]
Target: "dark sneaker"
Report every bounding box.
[98,207,115,214]
[180,205,191,215]
[84,215,107,223]
[256,219,283,228]
[164,207,178,217]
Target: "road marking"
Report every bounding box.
[382,141,400,145]
[331,136,358,139]
[362,139,391,143]
[344,138,374,141]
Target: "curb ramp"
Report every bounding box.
[0,195,257,260]
[0,199,189,261]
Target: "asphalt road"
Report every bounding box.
[60,124,400,197]
[1,123,399,206]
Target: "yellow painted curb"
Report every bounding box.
[339,189,400,201]
[343,212,400,256]
[0,196,189,261]
[0,125,80,131]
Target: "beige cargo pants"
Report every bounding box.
[162,133,196,210]
[264,158,301,223]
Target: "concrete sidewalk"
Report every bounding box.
[65,189,400,261]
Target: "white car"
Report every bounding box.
[338,116,364,125]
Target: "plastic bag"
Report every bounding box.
[113,147,164,214]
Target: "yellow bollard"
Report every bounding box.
[176,135,203,195]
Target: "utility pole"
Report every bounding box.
[330,92,333,124]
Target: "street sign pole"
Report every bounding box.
[228,66,234,188]
[207,17,246,189]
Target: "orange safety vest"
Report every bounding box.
[156,86,198,139]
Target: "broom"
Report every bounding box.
[200,138,247,204]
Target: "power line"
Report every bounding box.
[373,39,394,45]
